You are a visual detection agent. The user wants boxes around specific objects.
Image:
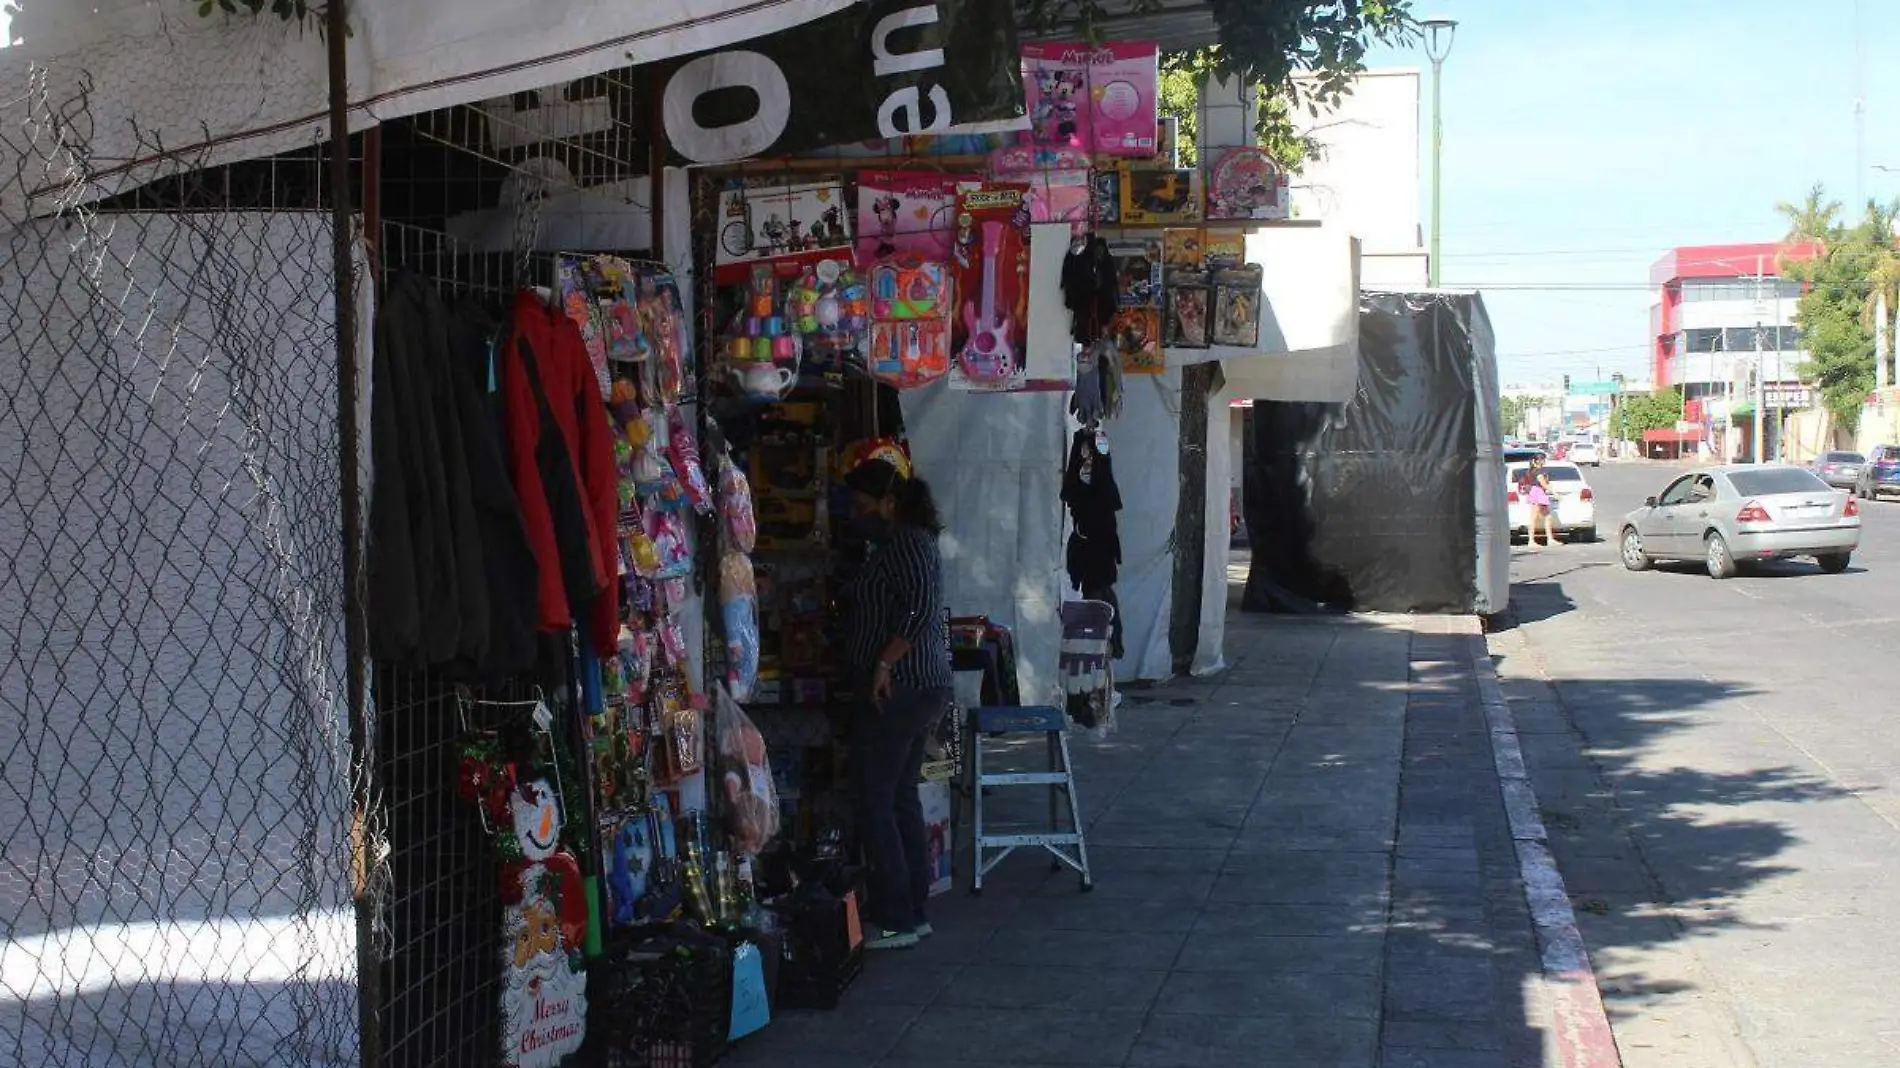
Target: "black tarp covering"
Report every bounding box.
[1243,291,1489,614]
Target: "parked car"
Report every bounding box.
[1506,459,1597,542]
[1619,465,1860,579]
[1569,439,1600,467]
[1812,450,1866,490]
[1854,444,1900,500]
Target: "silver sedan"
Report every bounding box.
[1619,465,1862,579]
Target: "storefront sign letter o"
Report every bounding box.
[664,52,793,163]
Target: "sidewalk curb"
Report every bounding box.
[1465,625,1624,1068]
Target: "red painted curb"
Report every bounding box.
[1468,632,1625,1068]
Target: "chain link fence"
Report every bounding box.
[0,62,365,1068]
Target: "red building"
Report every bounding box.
[1650,241,1820,457]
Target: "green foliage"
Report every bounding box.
[1610,389,1684,442]
[1499,395,1545,438]
[1780,189,1899,435]
[1022,1,1416,169]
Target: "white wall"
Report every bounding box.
[1290,69,1424,268]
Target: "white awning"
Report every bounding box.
[1,0,849,217]
[1169,224,1362,404]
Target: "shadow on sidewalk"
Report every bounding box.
[714,573,1831,1068]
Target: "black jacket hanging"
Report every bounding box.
[1061,427,1123,591]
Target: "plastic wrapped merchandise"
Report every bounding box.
[716,685,781,856]
[720,552,760,700]
[718,447,757,553]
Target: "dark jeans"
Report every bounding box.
[851,685,951,933]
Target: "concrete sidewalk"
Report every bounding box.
[727,610,1584,1068]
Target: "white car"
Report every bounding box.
[1569,440,1600,467]
[1507,460,1598,542]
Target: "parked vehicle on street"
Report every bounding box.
[1811,451,1866,490]
[1569,439,1600,467]
[1619,465,1860,579]
[1506,459,1596,542]
[1853,444,1900,500]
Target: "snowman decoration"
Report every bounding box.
[499,778,589,1068]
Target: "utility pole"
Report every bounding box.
[1423,18,1458,287]
[1855,0,1867,206]
[1753,255,1767,464]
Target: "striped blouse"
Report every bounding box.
[841,524,953,693]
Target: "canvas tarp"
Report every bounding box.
[1,0,851,217]
[1241,289,1505,615]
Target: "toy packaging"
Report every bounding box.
[1117,165,1203,226]
[1162,229,1203,271]
[987,144,1092,235]
[1124,116,1181,171]
[1204,232,1247,269]
[1206,146,1291,221]
[854,170,975,265]
[1020,41,1160,158]
[713,177,853,283]
[1212,264,1265,348]
[1109,306,1163,374]
[786,259,870,357]
[1091,169,1122,225]
[949,183,1032,392]
[721,265,804,401]
[1107,238,1163,309]
[1165,271,1211,349]
[867,259,953,389]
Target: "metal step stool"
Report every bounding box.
[966,705,1093,894]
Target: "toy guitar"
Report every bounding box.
[959,220,1016,382]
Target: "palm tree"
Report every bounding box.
[1858,202,1900,385]
[1776,183,1842,250]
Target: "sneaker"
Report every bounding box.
[864,928,920,951]
[912,922,934,939]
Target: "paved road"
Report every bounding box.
[1490,461,1900,1068]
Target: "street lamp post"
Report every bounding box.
[1423,17,1458,288]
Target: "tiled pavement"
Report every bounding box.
[726,610,1556,1068]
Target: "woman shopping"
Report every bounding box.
[839,448,953,951]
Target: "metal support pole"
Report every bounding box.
[1428,57,1444,287]
[325,2,379,1065]
[1754,319,1766,465]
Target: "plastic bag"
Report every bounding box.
[715,685,780,856]
[719,553,760,701]
[718,447,757,553]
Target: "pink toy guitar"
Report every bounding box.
[959,220,1016,383]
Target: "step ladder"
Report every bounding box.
[966,704,1093,894]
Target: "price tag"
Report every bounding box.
[532,701,554,732]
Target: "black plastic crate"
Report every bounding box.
[770,871,866,1012]
[590,929,733,1068]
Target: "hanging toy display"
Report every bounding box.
[785,259,870,363]
[719,551,760,700]
[666,407,714,515]
[718,447,758,554]
[867,258,953,389]
[635,268,692,401]
[723,265,802,401]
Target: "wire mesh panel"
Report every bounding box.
[0,65,362,1068]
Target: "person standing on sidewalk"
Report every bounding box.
[841,454,954,950]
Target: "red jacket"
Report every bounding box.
[500,290,620,653]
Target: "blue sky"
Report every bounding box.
[1365,0,1900,388]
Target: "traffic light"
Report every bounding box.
[1563,374,1571,393]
